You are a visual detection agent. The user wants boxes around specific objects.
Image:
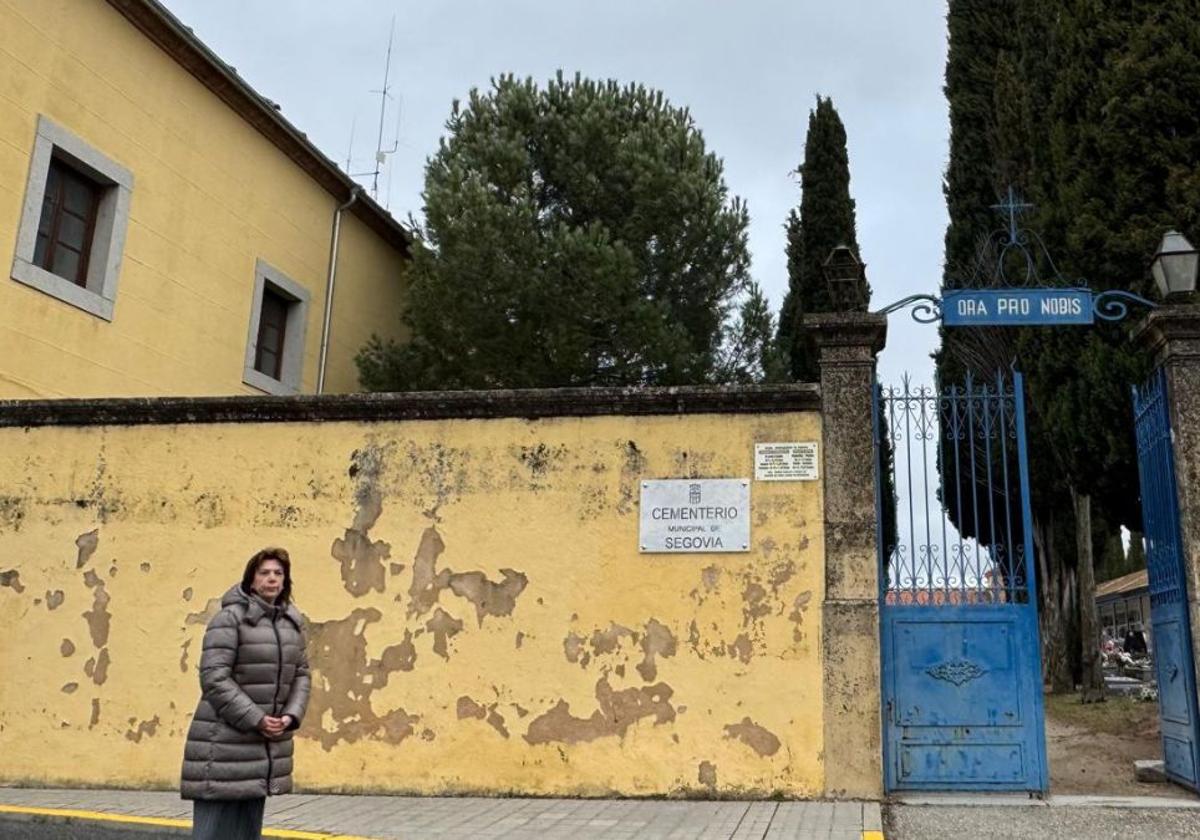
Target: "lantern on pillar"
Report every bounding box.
[822,244,868,311]
[1150,231,1199,302]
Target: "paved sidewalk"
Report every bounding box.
[0,788,884,840]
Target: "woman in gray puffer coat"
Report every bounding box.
[181,547,311,840]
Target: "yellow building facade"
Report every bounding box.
[0,390,846,798]
[0,0,410,399]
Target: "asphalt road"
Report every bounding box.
[0,818,186,839]
[886,804,1200,840]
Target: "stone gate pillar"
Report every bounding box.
[803,312,888,799]
[1135,304,1200,693]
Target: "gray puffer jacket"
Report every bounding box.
[181,585,311,800]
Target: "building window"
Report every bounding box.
[35,160,101,287]
[11,116,134,321]
[254,287,290,380]
[243,260,310,395]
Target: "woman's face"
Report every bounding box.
[253,559,285,603]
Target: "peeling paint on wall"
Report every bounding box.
[92,649,111,685]
[563,632,588,667]
[75,530,99,569]
[447,569,528,627]
[789,591,813,642]
[524,678,676,745]
[303,608,419,751]
[0,409,824,797]
[457,696,509,738]
[46,590,64,610]
[81,571,111,648]
[727,634,753,664]
[637,619,677,682]
[591,623,634,655]
[407,526,528,626]
[742,582,770,627]
[408,527,447,617]
[456,696,486,720]
[425,608,464,660]
[125,716,160,743]
[185,598,222,627]
[724,717,782,757]
[0,569,24,593]
[331,446,393,597]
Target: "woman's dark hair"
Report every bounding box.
[241,547,293,605]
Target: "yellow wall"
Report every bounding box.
[0,0,408,399]
[0,410,825,797]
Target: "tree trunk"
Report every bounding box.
[1035,511,1073,693]
[1072,488,1106,703]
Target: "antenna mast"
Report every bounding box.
[371,17,397,200]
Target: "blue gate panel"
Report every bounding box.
[1133,369,1200,792]
[1156,618,1198,729]
[892,618,1021,727]
[876,372,1047,794]
[899,744,1026,785]
[1164,736,1198,787]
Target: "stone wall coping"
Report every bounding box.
[802,312,888,352]
[1133,305,1200,367]
[0,384,822,428]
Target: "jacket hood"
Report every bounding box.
[220,584,302,629]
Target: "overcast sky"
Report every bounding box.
[162,0,950,384]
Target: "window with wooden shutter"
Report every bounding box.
[254,286,290,380]
[33,159,101,288]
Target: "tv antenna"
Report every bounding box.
[347,17,401,202]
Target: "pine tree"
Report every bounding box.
[776,97,867,383]
[356,73,757,390]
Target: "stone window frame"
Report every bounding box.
[10,115,134,322]
[242,259,310,396]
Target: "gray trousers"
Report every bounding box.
[192,798,266,840]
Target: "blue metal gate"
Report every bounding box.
[1133,369,1200,791]
[875,371,1048,792]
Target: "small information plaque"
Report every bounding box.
[639,478,750,553]
[754,442,819,481]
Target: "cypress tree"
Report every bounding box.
[940,0,1200,697]
[777,96,866,383]
[1127,531,1146,573]
[1096,531,1125,584]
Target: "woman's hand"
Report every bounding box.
[257,716,288,737]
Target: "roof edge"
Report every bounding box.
[105,0,411,255]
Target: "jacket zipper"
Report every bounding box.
[266,607,283,793]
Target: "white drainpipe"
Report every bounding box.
[316,186,362,395]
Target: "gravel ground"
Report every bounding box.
[886,805,1200,840]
